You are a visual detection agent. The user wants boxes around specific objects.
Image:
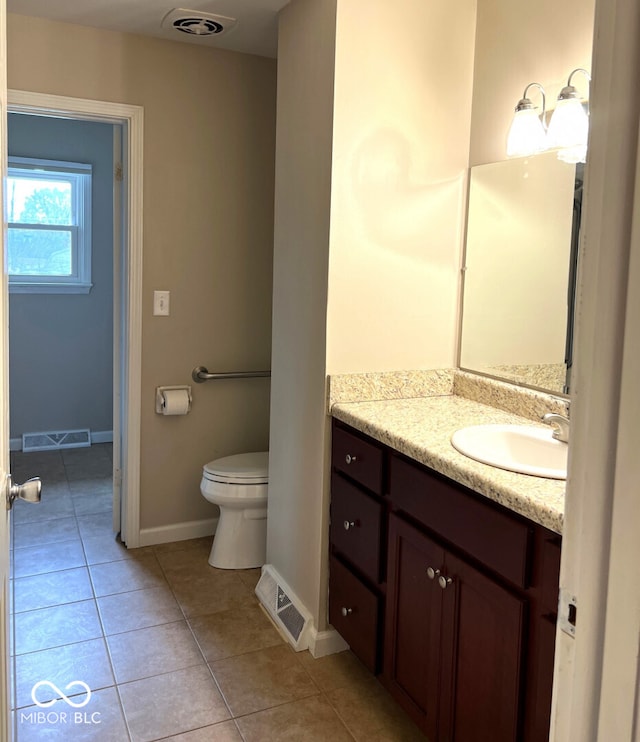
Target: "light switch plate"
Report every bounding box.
[153,290,170,316]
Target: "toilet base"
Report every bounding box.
[209,505,267,569]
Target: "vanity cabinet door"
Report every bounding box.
[439,552,526,742]
[385,514,526,742]
[384,514,445,741]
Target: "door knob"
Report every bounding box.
[6,475,42,510]
[426,567,441,580]
[438,575,453,590]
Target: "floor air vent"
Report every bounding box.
[256,565,312,650]
[22,429,91,452]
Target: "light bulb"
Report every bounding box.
[506,108,547,158]
[547,98,589,150]
[547,69,590,163]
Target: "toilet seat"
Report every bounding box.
[202,451,269,485]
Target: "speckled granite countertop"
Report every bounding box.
[331,395,565,534]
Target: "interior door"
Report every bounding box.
[0,1,11,739]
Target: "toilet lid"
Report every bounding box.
[203,451,269,484]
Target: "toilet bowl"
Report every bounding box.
[200,451,269,569]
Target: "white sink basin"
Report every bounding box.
[451,424,568,480]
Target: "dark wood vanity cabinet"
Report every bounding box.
[385,513,525,741]
[328,424,386,673]
[329,419,561,741]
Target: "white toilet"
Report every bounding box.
[200,451,269,569]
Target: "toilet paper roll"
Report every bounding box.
[161,389,190,415]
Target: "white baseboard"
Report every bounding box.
[307,626,349,658]
[138,517,218,547]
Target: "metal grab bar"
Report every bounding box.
[192,366,271,383]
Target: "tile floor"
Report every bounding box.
[8,444,425,741]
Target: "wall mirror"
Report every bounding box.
[459,151,583,395]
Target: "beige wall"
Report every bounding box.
[270,0,591,638]
[269,0,476,633]
[327,0,476,373]
[267,0,337,627]
[470,0,595,166]
[7,14,277,531]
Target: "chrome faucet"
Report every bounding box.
[543,413,570,443]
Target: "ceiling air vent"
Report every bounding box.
[161,8,237,37]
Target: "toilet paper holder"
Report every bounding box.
[155,385,193,415]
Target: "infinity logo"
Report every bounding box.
[31,680,92,708]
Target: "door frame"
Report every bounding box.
[6,90,144,548]
[549,0,640,736]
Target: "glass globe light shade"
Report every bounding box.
[547,97,589,150]
[506,108,547,158]
[557,144,587,164]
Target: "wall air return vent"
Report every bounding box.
[255,565,313,651]
[161,9,237,37]
[22,429,91,452]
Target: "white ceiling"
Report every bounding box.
[7,0,290,58]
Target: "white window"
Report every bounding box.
[7,157,92,293]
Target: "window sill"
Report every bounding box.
[9,282,93,295]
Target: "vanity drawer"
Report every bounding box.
[329,554,381,673]
[330,473,384,585]
[389,455,532,589]
[332,424,384,495]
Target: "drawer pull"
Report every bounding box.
[426,567,441,580]
[345,454,357,465]
[438,575,453,590]
[343,520,356,531]
[341,607,353,617]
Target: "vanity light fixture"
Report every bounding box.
[546,68,591,164]
[506,82,547,158]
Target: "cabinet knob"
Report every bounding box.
[341,607,353,617]
[343,520,356,531]
[345,454,357,465]
[438,575,453,590]
[426,567,441,580]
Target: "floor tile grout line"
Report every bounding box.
[12,533,83,552]
[151,547,345,729]
[12,463,120,719]
[151,545,238,723]
[13,589,98,617]
[285,651,357,738]
[150,552,258,729]
[72,472,134,742]
[12,675,118,711]
[10,446,365,741]
[114,658,208,690]
[10,633,115,661]
[323,687,364,741]
[92,581,177,600]
[99,616,189,641]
